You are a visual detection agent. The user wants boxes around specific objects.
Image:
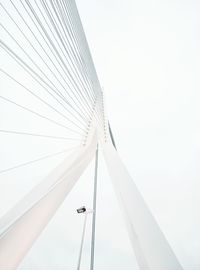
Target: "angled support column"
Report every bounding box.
[102,133,183,270]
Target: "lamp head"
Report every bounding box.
[77,206,86,214]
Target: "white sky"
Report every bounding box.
[0,0,200,269]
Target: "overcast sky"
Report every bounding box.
[0,0,200,269]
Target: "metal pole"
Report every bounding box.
[77,213,87,270]
[90,144,98,270]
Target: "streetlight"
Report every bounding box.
[76,206,93,270]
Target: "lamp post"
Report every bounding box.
[76,207,93,270]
